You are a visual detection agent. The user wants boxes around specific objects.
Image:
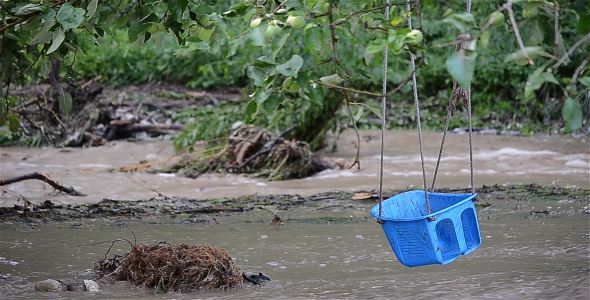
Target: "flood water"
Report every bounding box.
[0,130,588,206]
[0,130,589,299]
[0,208,588,299]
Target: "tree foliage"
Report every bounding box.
[0,0,588,146]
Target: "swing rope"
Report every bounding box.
[377,0,391,224]
[406,0,432,216]
[377,0,476,223]
[430,0,476,195]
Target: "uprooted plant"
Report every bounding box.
[167,124,332,180]
[96,243,243,293]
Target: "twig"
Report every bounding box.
[123,174,171,199]
[1,189,31,208]
[76,238,135,259]
[272,0,288,14]
[571,58,588,86]
[552,33,590,68]
[0,172,86,196]
[314,81,382,97]
[328,1,417,26]
[126,226,138,245]
[327,3,341,69]
[504,0,533,65]
[345,98,361,170]
[553,1,562,61]
[385,56,424,96]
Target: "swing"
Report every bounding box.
[371,0,481,267]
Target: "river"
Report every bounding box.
[0,130,588,299]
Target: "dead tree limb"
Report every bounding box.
[0,172,86,196]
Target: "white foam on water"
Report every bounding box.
[79,163,112,168]
[311,170,357,179]
[564,160,588,169]
[460,169,499,175]
[389,171,424,177]
[0,257,18,266]
[157,173,176,177]
[475,148,559,160]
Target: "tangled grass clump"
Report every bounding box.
[171,125,332,180]
[97,244,243,293]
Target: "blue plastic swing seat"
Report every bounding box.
[371,190,482,267]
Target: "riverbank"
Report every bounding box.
[1,184,587,224]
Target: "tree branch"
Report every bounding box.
[504,0,534,65]
[552,33,590,69]
[0,172,86,196]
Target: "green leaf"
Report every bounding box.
[365,38,386,55]
[320,74,345,85]
[46,28,65,54]
[578,12,590,34]
[306,0,319,9]
[57,3,85,30]
[282,78,300,93]
[562,98,582,133]
[504,46,552,65]
[255,56,277,66]
[31,11,57,45]
[276,55,304,78]
[13,4,44,16]
[446,52,477,88]
[524,66,559,101]
[86,0,98,18]
[8,114,20,133]
[58,92,73,115]
[272,29,291,59]
[249,26,265,46]
[245,100,257,118]
[304,24,323,52]
[247,66,267,87]
[128,23,145,42]
[443,13,475,32]
[578,77,590,88]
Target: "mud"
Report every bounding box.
[0,184,587,224]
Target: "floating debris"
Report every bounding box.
[96,244,243,293]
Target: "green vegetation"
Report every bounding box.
[1,0,588,149]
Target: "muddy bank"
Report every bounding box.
[1,184,587,224]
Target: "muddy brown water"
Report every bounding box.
[0,130,589,299]
[0,130,588,206]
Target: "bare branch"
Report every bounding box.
[504,0,533,65]
[553,33,590,69]
[344,99,361,170]
[0,172,85,196]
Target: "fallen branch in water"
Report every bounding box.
[0,172,86,196]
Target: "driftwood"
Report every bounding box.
[0,172,86,196]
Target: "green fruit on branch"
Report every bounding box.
[265,24,281,39]
[405,29,423,45]
[250,18,262,28]
[286,15,306,29]
[488,11,505,26]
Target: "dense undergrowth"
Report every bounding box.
[71,0,588,142]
